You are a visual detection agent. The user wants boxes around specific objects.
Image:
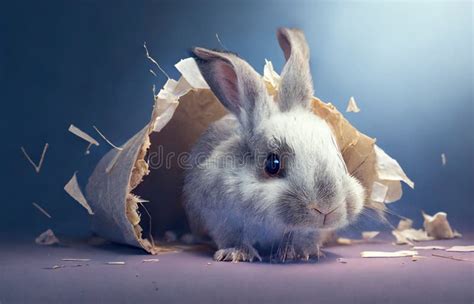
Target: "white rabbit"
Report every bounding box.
[183,28,365,262]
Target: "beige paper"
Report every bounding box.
[64,173,94,215]
[446,245,474,252]
[346,96,360,113]
[361,250,418,258]
[85,58,413,253]
[35,229,59,246]
[422,211,461,239]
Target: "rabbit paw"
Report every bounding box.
[214,246,262,263]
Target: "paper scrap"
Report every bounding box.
[68,124,100,155]
[412,245,446,250]
[361,250,418,258]
[346,96,360,113]
[21,143,48,173]
[142,258,160,263]
[35,229,59,246]
[441,153,447,166]
[106,261,125,265]
[143,42,170,79]
[446,245,474,252]
[422,211,461,239]
[392,228,433,245]
[93,126,123,150]
[397,218,413,230]
[32,202,52,219]
[64,172,94,215]
[362,231,380,240]
[44,265,65,270]
[61,258,91,262]
[337,258,348,264]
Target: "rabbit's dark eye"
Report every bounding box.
[265,153,281,176]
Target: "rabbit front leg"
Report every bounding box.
[275,230,322,262]
[209,219,262,263]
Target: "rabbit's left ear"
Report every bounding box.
[193,47,274,131]
[277,27,314,111]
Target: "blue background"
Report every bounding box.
[1,0,472,239]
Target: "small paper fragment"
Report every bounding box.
[446,245,474,252]
[35,229,59,246]
[337,258,348,264]
[21,143,49,173]
[412,245,446,250]
[143,259,160,263]
[397,218,413,231]
[106,261,125,265]
[32,202,52,219]
[362,231,380,240]
[392,228,433,245]
[361,250,418,258]
[68,124,100,147]
[61,258,91,262]
[263,59,281,91]
[441,153,447,166]
[346,96,360,113]
[64,172,94,215]
[422,211,460,239]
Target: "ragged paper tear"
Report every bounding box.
[422,211,462,239]
[21,143,49,173]
[346,96,360,113]
[337,231,380,245]
[68,124,99,154]
[85,58,413,254]
[361,250,418,258]
[393,212,461,245]
[35,229,59,246]
[64,173,94,215]
[446,246,474,252]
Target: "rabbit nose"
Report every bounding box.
[308,204,340,226]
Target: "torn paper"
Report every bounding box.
[392,228,433,245]
[441,153,447,166]
[361,250,418,258]
[32,202,52,219]
[64,172,94,215]
[346,96,360,113]
[412,245,446,250]
[93,126,123,150]
[21,143,48,173]
[85,57,413,254]
[422,211,461,239]
[362,231,380,240]
[35,229,59,246]
[106,261,125,265]
[68,124,99,155]
[446,246,474,252]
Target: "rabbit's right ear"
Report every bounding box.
[193,47,273,131]
[276,28,314,111]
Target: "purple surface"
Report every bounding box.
[1,234,473,304]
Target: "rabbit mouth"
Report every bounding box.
[308,205,345,229]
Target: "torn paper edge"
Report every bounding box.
[68,124,100,147]
[32,202,52,219]
[93,126,123,150]
[21,143,49,173]
[35,229,59,246]
[361,250,418,258]
[64,172,94,215]
[446,245,474,252]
